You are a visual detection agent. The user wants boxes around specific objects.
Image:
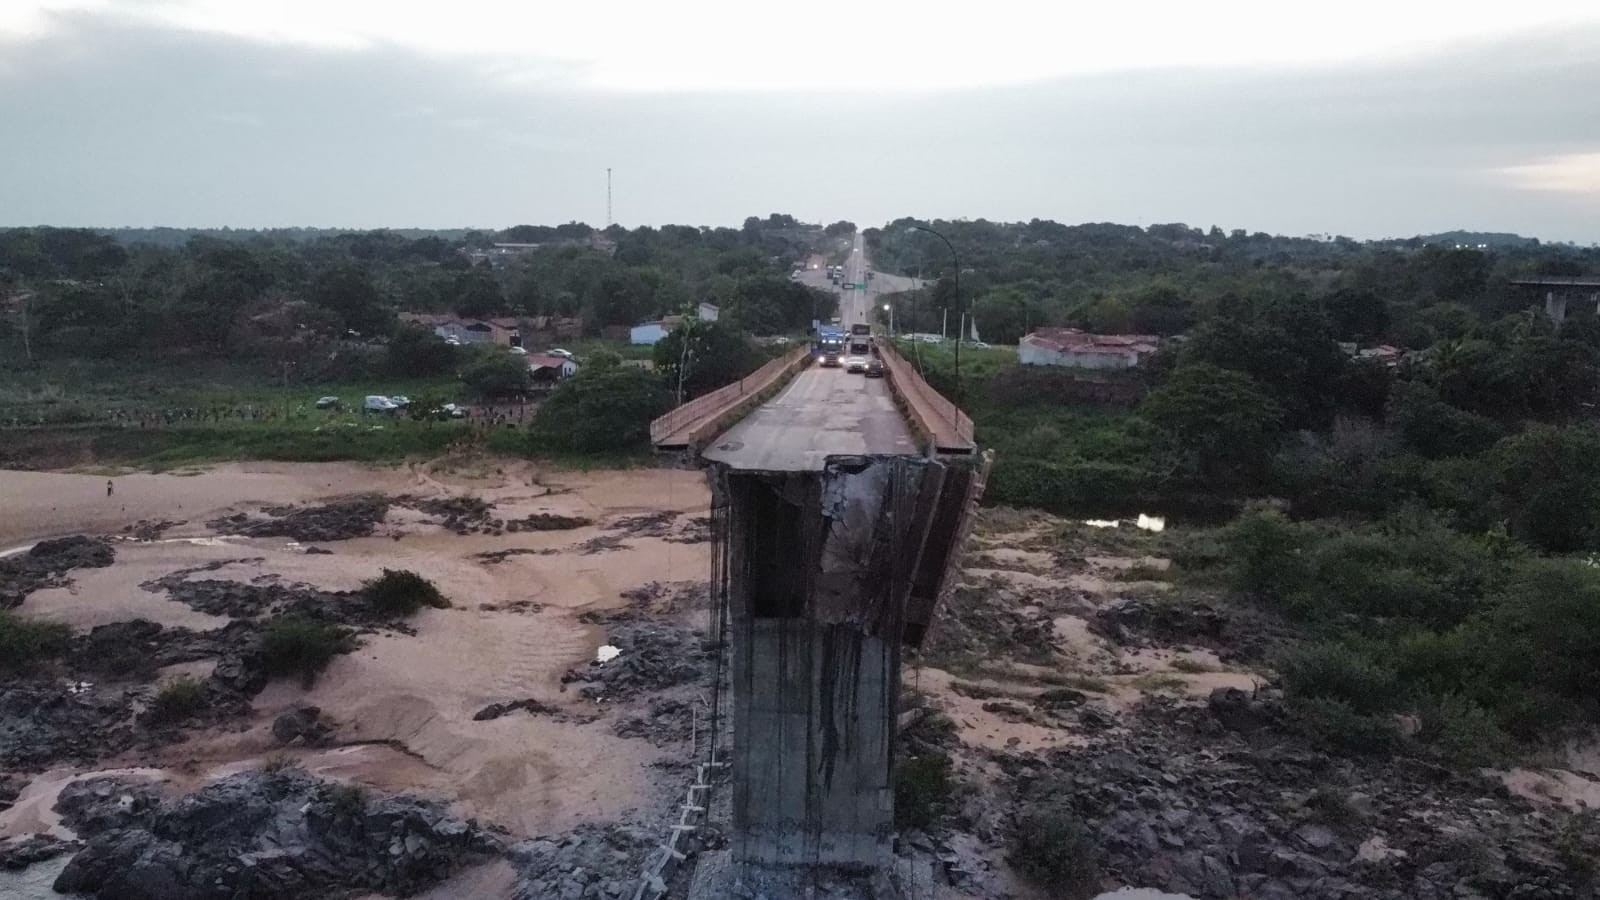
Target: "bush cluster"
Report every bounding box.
[260,616,352,687]
[1009,802,1100,899]
[361,569,450,616]
[0,611,71,674]
[894,752,955,831]
[147,677,208,723]
[1218,510,1600,761]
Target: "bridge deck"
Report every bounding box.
[700,367,917,472]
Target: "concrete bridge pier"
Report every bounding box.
[708,453,985,875]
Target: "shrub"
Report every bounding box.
[361,569,449,616]
[1417,694,1512,767]
[985,456,1149,518]
[259,752,301,774]
[327,783,368,818]
[260,616,351,687]
[1287,697,1399,755]
[894,752,955,831]
[147,677,207,723]
[1009,802,1099,898]
[527,366,669,454]
[1223,508,1307,600]
[459,352,532,399]
[1277,642,1399,715]
[0,611,71,673]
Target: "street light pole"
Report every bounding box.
[905,224,961,397]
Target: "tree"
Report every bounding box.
[1181,297,1347,429]
[528,366,669,453]
[1325,288,1389,343]
[309,265,386,334]
[1128,283,1193,336]
[459,352,531,399]
[386,324,457,377]
[824,220,857,237]
[1141,363,1284,489]
[452,271,504,319]
[971,290,1042,345]
[1483,425,1600,552]
[653,319,760,401]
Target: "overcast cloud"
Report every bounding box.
[2,3,1598,241]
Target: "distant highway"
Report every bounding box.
[792,231,926,334]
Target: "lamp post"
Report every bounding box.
[883,303,893,336]
[904,223,961,397]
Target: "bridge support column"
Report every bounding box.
[708,454,979,872]
[1547,291,1569,323]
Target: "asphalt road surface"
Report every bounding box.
[791,232,925,333]
[701,365,916,472]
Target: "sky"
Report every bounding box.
[2,1,1599,242]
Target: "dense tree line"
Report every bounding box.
[0,220,834,366]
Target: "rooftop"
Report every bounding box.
[1511,277,1600,288]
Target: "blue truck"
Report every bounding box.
[815,326,847,366]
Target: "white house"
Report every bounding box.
[436,320,495,345]
[527,354,580,383]
[697,302,720,322]
[630,315,684,345]
[1018,328,1159,370]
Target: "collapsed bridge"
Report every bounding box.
[650,341,989,877]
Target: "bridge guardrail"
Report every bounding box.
[650,345,811,450]
[877,339,975,454]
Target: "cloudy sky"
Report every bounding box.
[3,1,1598,241]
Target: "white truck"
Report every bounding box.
[363,395,400,414]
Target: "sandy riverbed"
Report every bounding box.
[0,459,712,848]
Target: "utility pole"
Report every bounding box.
[605,168,612,227]
[17,289,34,366]
[941,308,947,342]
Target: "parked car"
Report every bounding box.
[969,341,990,349]
[389,395,411,408]
[865,359,884,378]
[439,403,468,418]
[548,348,575,359]
[314,396,341,410]
[508,346,528,355]
[363,395,399,414]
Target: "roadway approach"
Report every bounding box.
[643,245,988,894]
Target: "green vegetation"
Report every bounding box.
[1009,801,1100,899]
[147,677,208,723]
[459,352,532,399]
[1208,509,1600,762]
[0,611,71,674]
[259,616,352,688]
[653,319,765,400]
[362,569,450,616]
[526,365,670,454]
[326,783,369,818]
[893,752,956,831]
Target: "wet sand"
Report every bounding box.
[0,459,712,847]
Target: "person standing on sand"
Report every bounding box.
[106,480,114,497]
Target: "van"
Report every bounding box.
[363,395,399,414]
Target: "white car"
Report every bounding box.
[845,355,868,373]
[363,395,399,413]
[508,346,528,355]
[548,348,575,359]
